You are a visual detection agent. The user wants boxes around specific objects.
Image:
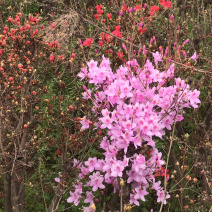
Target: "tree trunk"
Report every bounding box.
[4,170,12,212]
[4,162,25,212]
[11,169,25,212]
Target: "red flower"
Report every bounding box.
[99,41,103,47]
[150,5,159,16]
[71,53,76,58]
[100,32,111,42]
[115,25,121,31]
[117,51,124,59]
[9,77,14,82]
[97,8,103,15]
[106,49,113,54]
[8,16,13,23]
[107,13,112,20]
[160,0,172,8]
[94,14,99,20]
[123,5,128,11]
[135,4,142,11]
[51,23,56,29]
[50,54,54,62]
[154,167,169,181]
[82,38,93,47]
[95,4,102,10]
[112,26,123,38]
[138,27,146,34]
[57,149,61,156]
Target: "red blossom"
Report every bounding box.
[98,130,102,136]
[123,5,128,11]
[105,49,113,54]
[117,51,124,59]
[107,13,112,20]
[71,53,76,58]
[112,26,123,38]
[95,4,102,10]
[159,0,172,8]
[138,27,146,34]
[33,29,38,35]
[57,149,61,156]
[97,8,103,15]
[99,41,103,47]
[51,23,56,29]
[150,5,159,16]
[9,77,14,82]
[100,32,111,42]
[135,4,142,11]
[94,14,99,20]
[82,38,93,47]
[8,17,13,23]
[50,54,55,62]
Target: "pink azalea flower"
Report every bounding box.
[82,89,92,99]
[67,191,82,206]
[134,187,149,201]
[152,51,163,66]
[189,89,201,108]
[111,161,125,177]
[85,157,97,172]
[89,172,105,191]
[80,117,90,130]
[87,59,98,69]
[99,116,113,129]
[54,177,60,183]
[156,190,170,204]
[190,51,198,62]
[130,193,140,206]
[84,191,94,204]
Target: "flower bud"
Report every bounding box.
[120,178,125,187]
[184,205,189,209]
[186,175,191,181]
[90,204,96,212]
[9,77,14,81]
[193,178,198,183]
[184,133,189,139]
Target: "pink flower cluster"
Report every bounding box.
[67,55,200,210]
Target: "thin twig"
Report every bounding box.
[39,160,48,212]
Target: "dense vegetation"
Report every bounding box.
[0,0,211,211]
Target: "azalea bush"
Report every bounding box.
[65,51,200,211]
